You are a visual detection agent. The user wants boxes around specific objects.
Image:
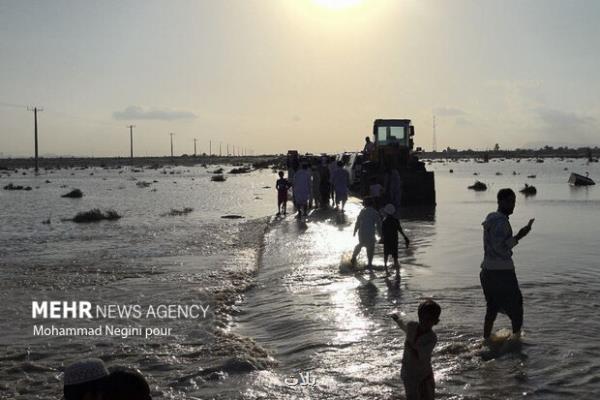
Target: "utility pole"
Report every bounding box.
[193,138,197,156]
[209,140,212,156]
[169,133,174,158]
[432,115,437,152]
[28,106,43,173]
[127,125,135,159]
[219,142,222,157]
[227,144,230,157]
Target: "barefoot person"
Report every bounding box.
[381,204,410,281]
[480,188,534,341]
[391,300,441,400]
[293,163,311,219]
[331,161,350,211]
[351,198,382,271]
[275,171,290,216]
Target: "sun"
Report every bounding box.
[312,0,364,10]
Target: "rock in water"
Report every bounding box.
[468,181,487,191]
[520,184,537,196]
[61,189,83,198]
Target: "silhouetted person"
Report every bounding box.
[369,177,384,210]
[310,165,321,209]
[363,136,375,158]
[351,197,382,271]
[275,171,290,216]
[105,368,151,400]
[63,358,109,400]
[480,188,534,341]
[293,163,311,219]
[319,160,331,208]
[391,300,441,400]
[384,167,403,210]
[331,161,350,211]
[328,157,338,206]
[381,203,410,281]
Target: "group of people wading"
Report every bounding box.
[277,155,352,218]
[276,151,535,399]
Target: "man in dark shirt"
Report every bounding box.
[381,204,410,281]
[276,171,290,216]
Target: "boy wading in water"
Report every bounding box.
[480,188,534,341]
[276,171,290,216]
[381,203,410,281]
[391,300,441,400]
[351,197,382,271]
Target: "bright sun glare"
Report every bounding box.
[312,0,363,10]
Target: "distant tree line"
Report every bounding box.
[422,145,599,159]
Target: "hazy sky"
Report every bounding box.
[1,0,599,157]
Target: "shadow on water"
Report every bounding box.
[307,207,351,230]
[354,272,379,312]
[384,276,402,300]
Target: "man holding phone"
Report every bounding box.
[480,188,534,340]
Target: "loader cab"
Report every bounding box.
[372,119,415,169]
[373,119,414,149]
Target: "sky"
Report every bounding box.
[1,0,599,157]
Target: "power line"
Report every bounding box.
[0,101,28,109]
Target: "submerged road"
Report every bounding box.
[232,200,458,399]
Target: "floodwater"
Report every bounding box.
[1,159,599,399]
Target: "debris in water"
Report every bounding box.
[568,172,595,186]
[163,207,194,216]
[229,167,251,174]
[3,183,32,191]
[61,189,83,198]
[221,215,244,219]
[72,209,121,223]
[468,181,487,191]
[136,181,152,188]
[520,184,537,196]
[211,175,226,182]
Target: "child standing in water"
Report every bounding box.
[276,171,290,216]
[391,300,441,400]
[381,204,410,281]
